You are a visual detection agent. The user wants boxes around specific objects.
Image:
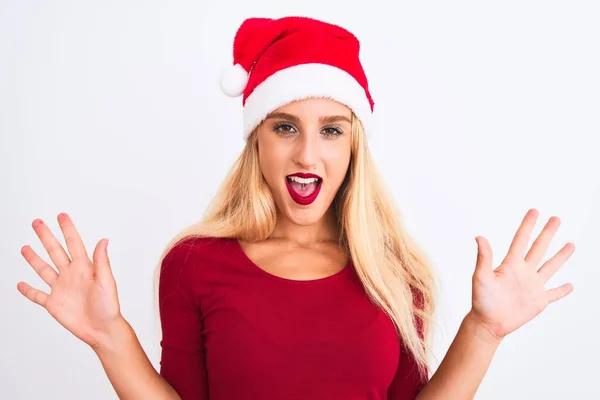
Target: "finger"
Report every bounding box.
[16,281,48,307]
[57,213,90,261]
[92,238,114,284]
[538,242,576,282]
[20,245,58,287]
[505,208,539,260]
[473,236,493,279]
[524,216,561,267]
[31,219,71,270]
[546,282,574,304]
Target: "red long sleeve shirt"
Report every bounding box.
[158,236,428,399]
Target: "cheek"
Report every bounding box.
[324,146,351,184]
[258,142,286,185]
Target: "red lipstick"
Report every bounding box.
[290,172,321,179]
[285,173,322,206]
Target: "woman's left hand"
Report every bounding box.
[469,208,575,341]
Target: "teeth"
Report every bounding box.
[288,176,319,184]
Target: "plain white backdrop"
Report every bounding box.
[2,1,598,399]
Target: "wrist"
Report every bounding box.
[91,315,135,356]
[464,310,504,347]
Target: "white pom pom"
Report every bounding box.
[219,63,249,97]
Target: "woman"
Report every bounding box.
[17,16,575,399]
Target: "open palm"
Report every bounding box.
[471,209,575,339]
[17,213,122,349]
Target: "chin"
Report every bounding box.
[273,185,332,226]
[281,204,326,226]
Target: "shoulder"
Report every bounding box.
[159,235,241,278]
[161,235,235,267]
[158,236,237,299]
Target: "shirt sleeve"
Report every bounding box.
[387,341,429,399]
[158,239,209,399]
[387,289,430,399]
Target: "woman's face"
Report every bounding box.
[257,98,353,227]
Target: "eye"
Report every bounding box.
[321,125,343,138]
[273,122,297,136]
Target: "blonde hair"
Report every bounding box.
[153,113,438,380]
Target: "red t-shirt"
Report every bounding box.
[158,236,428,399]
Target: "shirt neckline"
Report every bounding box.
[231,238,353,284]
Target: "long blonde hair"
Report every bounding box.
[153,112,438,380]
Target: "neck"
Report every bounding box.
[270,207,338,246]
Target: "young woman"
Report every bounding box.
[17,16,575,400]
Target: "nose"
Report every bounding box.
[292,132,318,170]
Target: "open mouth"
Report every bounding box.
[285,173,322,205]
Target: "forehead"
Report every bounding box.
[272,98,352,118]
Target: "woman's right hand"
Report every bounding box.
[17,212,123,351]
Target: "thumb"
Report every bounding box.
[92,238,115,284]
[474,236,493,278]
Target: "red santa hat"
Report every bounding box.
[219,16,375,139]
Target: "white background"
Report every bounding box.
[2,1,599,399]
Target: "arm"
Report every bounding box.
[415,311,502,400]
[418,210,575,399]
[16,213,182,399]
[94,239,210,399]
[93,239,209,400]
[93,317,182,400]
[388,289,429,400]
[156,239,210,399]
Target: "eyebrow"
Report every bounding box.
[266,112,351,124]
